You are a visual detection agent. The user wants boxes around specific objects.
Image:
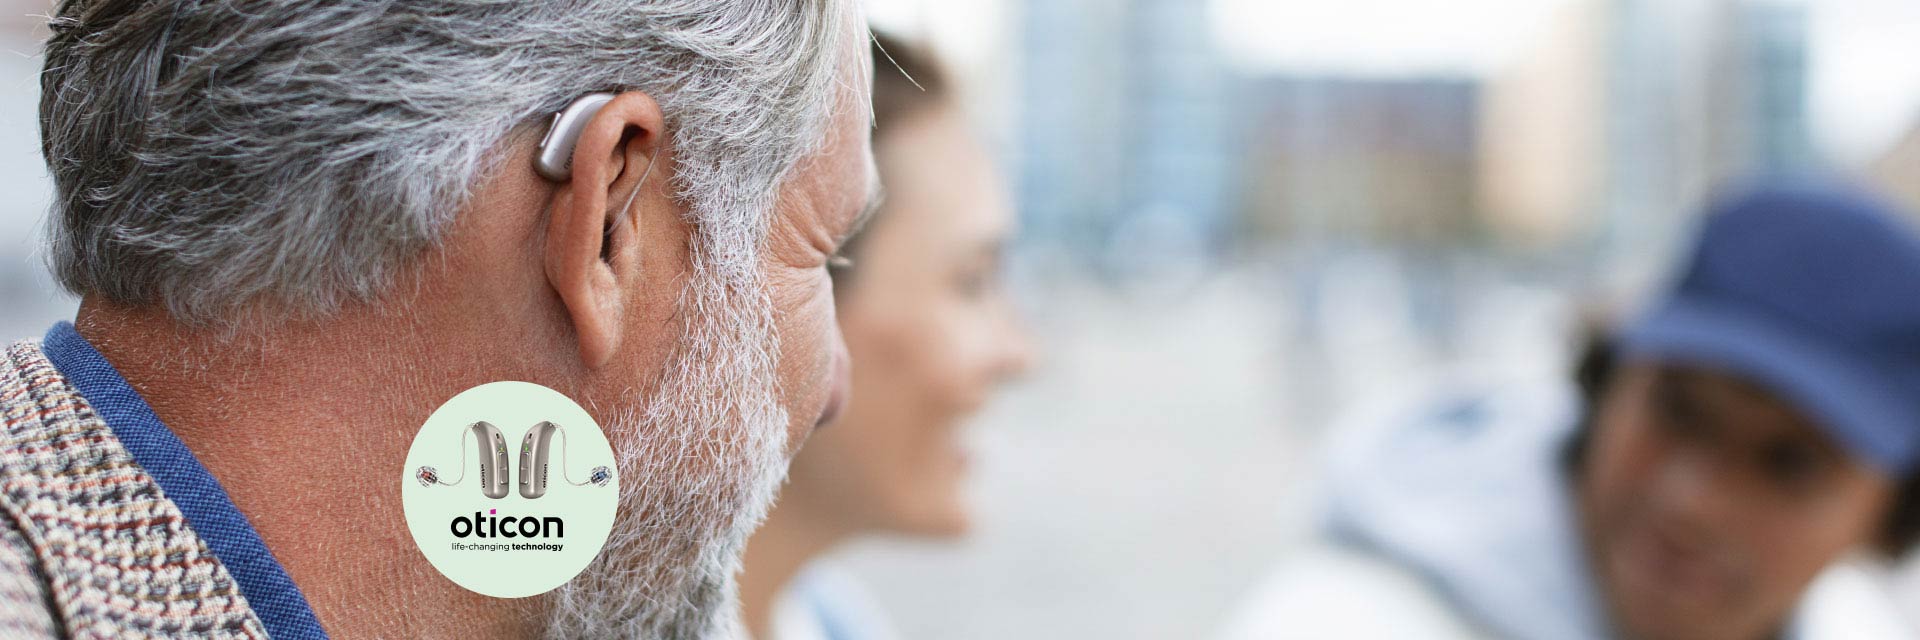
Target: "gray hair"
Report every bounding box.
[40,0,858,325]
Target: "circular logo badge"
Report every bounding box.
[401,381,619,598]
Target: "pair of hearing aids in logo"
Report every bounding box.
[415,421,613,499]
[401,381,619,598]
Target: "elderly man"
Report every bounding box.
[1,1,875,638]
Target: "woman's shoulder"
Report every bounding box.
[773,563,901,640]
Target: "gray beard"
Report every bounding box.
[544,266,790,639]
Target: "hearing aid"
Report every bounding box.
[531,91,660,247]
[533,93,617,182]
[518,421,614,499]
[415,421,513,499]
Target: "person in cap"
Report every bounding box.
[1219,182,1920,640]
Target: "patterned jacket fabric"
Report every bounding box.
[0,338,266,638]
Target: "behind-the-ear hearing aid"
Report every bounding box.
[533,93,616,182]
[532,92,660,242]
[416,421,513,499]
[519,421,613,499]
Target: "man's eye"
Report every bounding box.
[827,254,854,271]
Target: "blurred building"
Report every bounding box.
[1601,0,1813,274]
[1226,0,1813,266]
[1476,2,1607,253]
[1014,0,1237,276]
[1472,0,1813,282]
[1235,77,1480,250]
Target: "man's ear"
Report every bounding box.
[543,91,668,369]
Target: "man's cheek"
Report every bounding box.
[764,267,835,384]
[795,276,837,371]
[780,266,834,331]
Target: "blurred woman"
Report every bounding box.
[739,33,1032,640]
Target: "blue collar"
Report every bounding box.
[41,322,329,639]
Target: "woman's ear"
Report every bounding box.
[541,91,669,369]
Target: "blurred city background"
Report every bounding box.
[3,0,1919,637]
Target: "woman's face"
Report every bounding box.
[1578,363,1896,640]
[778,104,1031,537]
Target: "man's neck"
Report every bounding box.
[73,299,545,638]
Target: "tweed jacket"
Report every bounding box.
[0,338,267,638]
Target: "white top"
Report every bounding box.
[770,563,901,640]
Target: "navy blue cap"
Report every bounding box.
[1620,182,1920,476]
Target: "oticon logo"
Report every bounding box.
[451,508,565,539]
[404,382,618,595]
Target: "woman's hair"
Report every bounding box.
[871,31,951,140]
[830,31,951,289]
[1564,333,1920,557]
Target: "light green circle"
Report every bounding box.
[401,381,619,598]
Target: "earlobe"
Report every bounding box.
[538,92,669,370]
